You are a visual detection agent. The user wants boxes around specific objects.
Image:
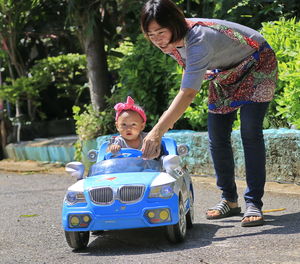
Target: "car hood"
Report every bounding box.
[83,172,160,190]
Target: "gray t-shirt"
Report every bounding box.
[173,18,266,90]
[109,132,147,149]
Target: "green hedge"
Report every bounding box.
[261,18,300,129]
[0,54,87,121]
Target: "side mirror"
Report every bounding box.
[162,155,183,178]
[87,149,98,162]
[177,144,189,156]
[65,162,85,181]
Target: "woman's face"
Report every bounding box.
[147,20,183,53]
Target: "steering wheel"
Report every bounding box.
[104,148,143,160]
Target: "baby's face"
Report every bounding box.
[116,111,145,141]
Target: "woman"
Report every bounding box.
[140,0,278,227]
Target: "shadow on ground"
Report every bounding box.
[73,211,300,256]
[213,211,300,240]
[73,223,221,256]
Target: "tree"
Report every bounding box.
[67,0,145,111]
[67,0,110,111]
[0,0,30,78]
[0,0,41,141]
[0,0,78,121]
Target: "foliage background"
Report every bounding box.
[261,18,300,129]
[0,0,299,146]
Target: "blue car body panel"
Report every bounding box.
[62,196,180,231]
[84,172,158,188]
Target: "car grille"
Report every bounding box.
[119,185,145,203]
[89,187,113,204]
[89,185,145,205]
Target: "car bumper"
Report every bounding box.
[62,195,179,232]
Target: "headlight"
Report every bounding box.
[149,183,174,199]
[65,191,86,205]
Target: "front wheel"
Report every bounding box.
[165,196,187,243]
[186,190,194,229]
[65,231,90,250]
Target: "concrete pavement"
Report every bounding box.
[1,168,299,264]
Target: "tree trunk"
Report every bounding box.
[84,19,110,112]
[0,99,7,159]
[15,99,22,143]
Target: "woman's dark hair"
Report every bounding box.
[141,0,188,43]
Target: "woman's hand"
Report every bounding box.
[142,88,198,159]
[141,129,162,159]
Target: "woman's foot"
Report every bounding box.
[241,205,264,227]
[206,200,241,219]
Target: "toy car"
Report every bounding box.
[62,137,194,250]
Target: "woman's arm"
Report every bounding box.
[141,87,198,159]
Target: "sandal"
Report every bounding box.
[241,205,264,227]
[206,200,241,220]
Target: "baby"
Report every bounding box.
[107,96,147,153]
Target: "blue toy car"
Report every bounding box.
[62,137,194,250]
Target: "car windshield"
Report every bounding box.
[88,157,161,176]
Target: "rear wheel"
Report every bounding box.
[65,231,90,250]
[165,196,187,243]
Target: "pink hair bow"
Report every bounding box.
[114,96,147,122]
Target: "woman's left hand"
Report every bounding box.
[142,88,198,159]
[141,129,162,159]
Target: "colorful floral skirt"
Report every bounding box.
[206,42,278,114]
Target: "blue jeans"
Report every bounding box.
[208,102,269,209]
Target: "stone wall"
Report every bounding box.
[162,129,300,184]
[6,128,299,184]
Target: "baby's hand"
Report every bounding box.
[108,144,121,153]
